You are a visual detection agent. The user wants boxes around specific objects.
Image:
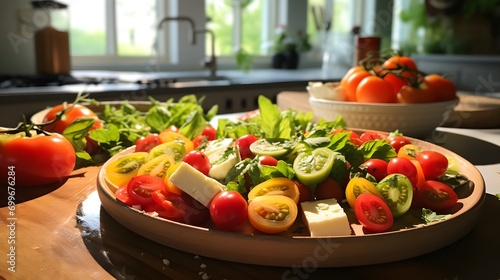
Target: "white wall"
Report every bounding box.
[0,0,37,75]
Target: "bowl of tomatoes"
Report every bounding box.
[308,55,460,137]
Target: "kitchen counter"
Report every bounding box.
[1,93,499,279]
[0,68,347,128]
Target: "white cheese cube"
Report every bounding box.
[208,146,241,181]
[204,138,234,157]
[301,198,352,237]
[169,162,226,208]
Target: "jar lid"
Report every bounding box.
[31,0,67,9]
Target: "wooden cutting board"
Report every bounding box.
[277,91,500,129]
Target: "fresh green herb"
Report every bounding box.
[258,95,283,138]
[422,208,451,223]
[359,139,397,162]
[438,173,470,189]
[62,118,96,165]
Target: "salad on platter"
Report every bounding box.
[97,95,470,237]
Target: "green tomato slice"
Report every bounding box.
[249,138,295,159]
[293,147,335,186]
[376,173,413,217]
[149,141,186,162]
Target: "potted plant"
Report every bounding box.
[271,26,311,69]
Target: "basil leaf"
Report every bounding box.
[258,95,281,138]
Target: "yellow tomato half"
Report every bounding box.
[137,154,175,180]
[105,152,149,188]
[247,195,298,234]
[345,177,383,209]
[248,178,300,204]
[159,131,194,153]
[397,144,424,160]
[164,162,183,195]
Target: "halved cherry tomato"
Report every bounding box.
[235,134,259,160]
[416,150,448,180]
[354,193,394,233]
[356,76,397,103]
[164,162,183,195]
[137,154,175,180]
[410,159,427,189]
[293,147,335,186]
[397,144,424,160]
[418,180,458,211]
[360,159,388,182]
[158,130,194,153]
[248,177,300,204]
[192,135,208,149]
[135,134,162,152]
[376,173,413,217]
[182,150,211,176]
[105,152,149,188]
[345,177,383,208]
[247,195,298,234]
[210,191,248,231]
[151,189,210,225]
[259,155,278,166]
[115,185,136,206]
[149,141,186,162]
[127,174,166,206]
[387,157,418,186]
[314,177,344,202]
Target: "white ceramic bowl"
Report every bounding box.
[309,96,460,137]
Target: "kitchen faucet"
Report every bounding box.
[157,16,218,78]
[157,16,196,44]
[195,28,217,78]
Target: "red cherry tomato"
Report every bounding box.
[135,134,162,152]
[201,125,217,141]
[235,134,259,160]
[294,180,313,203]
[152,189,210,225]
[418,180,458,211]
[424,74,457,102]
[126,174,166,206]
[192,135,208,149]
[387,135,412,153]
[360,159,388,182]
[259,155,278,166]
[0,132,76,187]
[115,185,136,206]
[381,55,418,95]
[416,150,448,180]
[182,150,211,176]
[354,193,393,233]
[359,131,387,143]
[314,177,345,201]
[210,191,248,231]
[387,157,418,186]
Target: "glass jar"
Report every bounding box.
[32,0,71,75]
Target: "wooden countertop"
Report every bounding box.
[1,103,500,279]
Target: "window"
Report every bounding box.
[67,0,368,71]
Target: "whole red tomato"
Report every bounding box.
[43,103,102,154]
[43,104,101,134]
[356,76,397,103]
[0,132,76,187]
[381,55,418,95]
[210,191,248,231]
[424,74,457,102]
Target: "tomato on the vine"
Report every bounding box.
[182,150,211,176]
[210,191,248,231]
[344,70,371,102]
[397,84,436,104]
[381,55,418,95]
[424,74,457,102]
[356,76,397,103]
[0,132,76,187]
[340,66,364,88]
